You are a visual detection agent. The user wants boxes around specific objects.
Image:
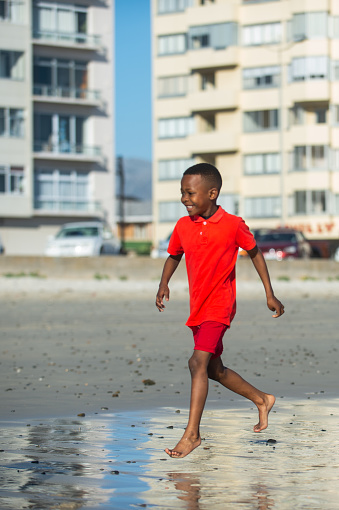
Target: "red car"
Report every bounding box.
[255,229,312,261]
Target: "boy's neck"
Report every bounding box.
[200,205,219,220]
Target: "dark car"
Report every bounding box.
[255,229,312,261]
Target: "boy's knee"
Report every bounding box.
[188,354,207,374]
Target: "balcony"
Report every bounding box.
[33,141,101,162]
[187,47,239,71]
[32,30,101,50]
[188,131,238,156]
[288,81,330,104]
[34,200,102,216]
[33,85,101,106]
[187,89,237,113]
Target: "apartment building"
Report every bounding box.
[0,0,115,254]
[152,0,339,249]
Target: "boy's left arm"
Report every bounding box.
[247,245,285,318]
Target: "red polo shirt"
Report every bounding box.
[168,207,256,327]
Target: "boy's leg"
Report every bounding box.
[207,357,275,432]
[165,350,212,458]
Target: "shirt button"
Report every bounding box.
[200,232,202,235]
[203,221,207,225]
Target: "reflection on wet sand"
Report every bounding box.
[1,399,339,509]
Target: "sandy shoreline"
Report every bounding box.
[1,276,339,508]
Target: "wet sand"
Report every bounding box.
[1,277,339,508]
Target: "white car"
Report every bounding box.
[45,222,121,257]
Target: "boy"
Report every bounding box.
[155,163,284,459]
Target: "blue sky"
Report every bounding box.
[115,0,152,161]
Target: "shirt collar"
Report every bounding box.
[192,206,225,223]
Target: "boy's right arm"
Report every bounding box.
[156,254,183,312]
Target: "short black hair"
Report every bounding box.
[183,163,222,191]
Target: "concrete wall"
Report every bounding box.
[0,256,338,281]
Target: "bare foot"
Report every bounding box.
[165,433,201,458]
[253,394,276,432]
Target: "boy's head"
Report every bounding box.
[183,163,222,192]
[181,163,221,218]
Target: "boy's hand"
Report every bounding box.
[267,295,285,318]
[156,284,170,312]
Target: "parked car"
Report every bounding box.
[0,234,4,254]
[151,232,172,259]
[255,228,312,261]
[45,221,121,257]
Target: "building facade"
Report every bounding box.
[152,0,339,249]
[0,0,115,254]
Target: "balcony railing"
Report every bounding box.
[0,0,24,23]
[34,199,102,213]
[33,85,100,102]
[32,30,101,47]
[34,141,101,157]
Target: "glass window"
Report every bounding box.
[34,169,90,211]
[0,108,24,137]
[244,110,279,132]
[158,0,193,14]
[0,50,24,80]
[243,66,280,89]
[244,153,280,175]
[158,117,194,139]
[243,22,281,46]
[292,146,328,171]
[188,22,238,50]
[159,201,183,222]
[34,113,86,153]
[293,190,328,215]
[158,75,188,97]
[290,56,328,81]
[158,34,186,55]
[244,196,281,218]
[158,158,195,180]
[0,165,24,194]
[292,12,327,41]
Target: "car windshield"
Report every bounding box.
[256,233,297,243]
[56,227,99,238]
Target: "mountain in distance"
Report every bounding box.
[117,158,152,201]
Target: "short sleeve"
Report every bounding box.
[235,219,256,251]
[168,223,184,256]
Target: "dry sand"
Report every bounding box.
[1,276,339,509]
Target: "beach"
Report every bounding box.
[1,273,339,508]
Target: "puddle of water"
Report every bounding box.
[1,398,339,510]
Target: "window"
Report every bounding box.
[293,190,328,215]
[243,66,280,89]
[188,23,238,50]
[333,106,339,125]
[243,110,279,132]
[244,196,281,218]
[332,149,339,170]
[0,0,23,22]
[315,108,327,124]
[33,2,96,44]
[0,108,24,137]
[34,169,90,211]
[292,146,328,171]
[244,153,280,175]
[333,17,339,38]
[34,113,91,154]
[289,105,304,126]
[243,22,281,46]
[159,201,183,222]
[158,0,193,14]
[0,165,24,194]
[33,57,91,99]
[159,158,195,180]
[158,117,195,139]
[218,194,239,215]
[290,56,328,81]
[201,72,215,90]
[158,75,188,98]
[333,61,339,80]
[0,50,24,79]
[158,34,186,55]
[292,12,327,41]
[334,194,339,214]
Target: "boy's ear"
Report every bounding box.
[209,187,219,200]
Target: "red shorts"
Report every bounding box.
[189,321,228,360]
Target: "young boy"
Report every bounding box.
[155,163,284,459]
